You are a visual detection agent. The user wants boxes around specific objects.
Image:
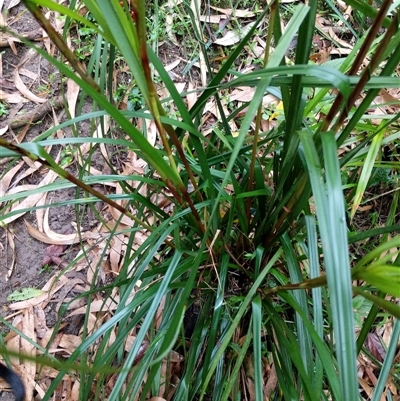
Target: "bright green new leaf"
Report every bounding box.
[357,265,400,297]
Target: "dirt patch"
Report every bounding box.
[0,3,80,398]
[0,1,56,295]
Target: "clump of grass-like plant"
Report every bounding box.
[1,0,399,400]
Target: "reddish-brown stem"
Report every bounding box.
[321,0,394,132]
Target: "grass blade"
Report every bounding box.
[252,295,263,401]
[299,131,358,400]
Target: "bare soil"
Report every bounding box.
[0,2,61,303]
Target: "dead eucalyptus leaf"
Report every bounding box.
[0,161,24,198]
[67,78,80,119]
[164,0,183,7]
[6,0,21,9]
[379,89,400,110]
[199,15,227,23]
[0,89,29,103]
[42,244,66,267]
[20,307,36,397]
[165,14,178,43]
[18,67,37,80]
[209,6,256,17]
[25,220,102,245]
[5,230,16,281]
[366,333,386,362]
[14,69,47,103]
[214,23,254,46]
[0,125,8,135]
[1,168,58,225]
[186,82,197,110]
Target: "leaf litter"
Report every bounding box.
[2,102,173,400]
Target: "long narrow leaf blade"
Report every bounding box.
[299,131,358,400]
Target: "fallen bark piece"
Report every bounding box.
[6,94,64,129]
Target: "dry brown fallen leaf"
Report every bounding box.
[33,306,48,339]
[13,68,47,104]
[4,229,16,280]
[42,244,66,267]
[0,89,30,103]
[163,0,183,7]
[214,22,256,46]
[0,160,24,198]
[25,220,102,245]
[264,362,278,399]
[165,13,178,44]
[109,233,125,272]
[358,377,373,398]
[379,89,400,112]
[186,82,197,110]
[66,78,79,119]
[199,15,227,23]
[5,0,22,10]
[366,332,386,362]
[75,115,110,162]
[203,98,238,133]
[20,307,36,401]
[209,5,257,18]
[68,297,119,317]
[1,167,58,225]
